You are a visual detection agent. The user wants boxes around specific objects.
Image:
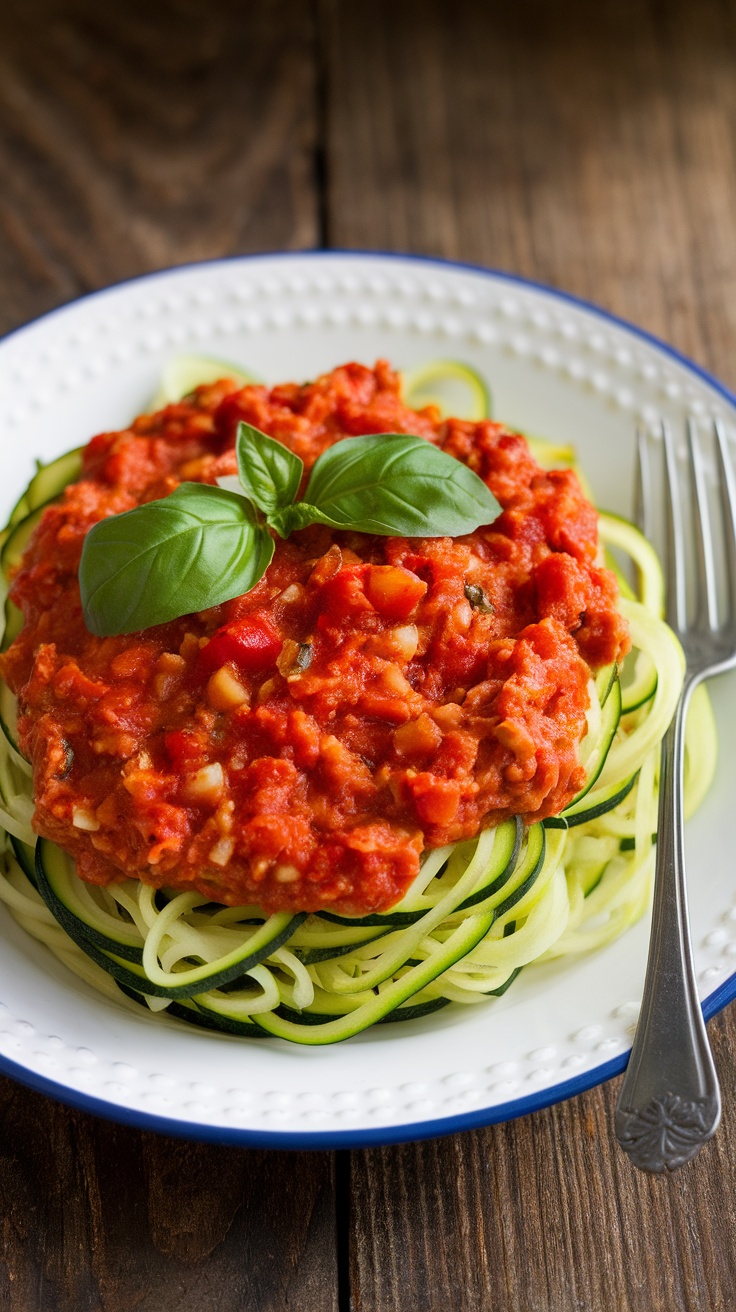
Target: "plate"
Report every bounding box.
[1,251,735,1148]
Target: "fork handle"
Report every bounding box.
[615,679,721,1172]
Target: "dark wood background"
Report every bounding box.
[1,1,736,1307]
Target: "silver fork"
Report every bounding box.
[615,417,736,1173]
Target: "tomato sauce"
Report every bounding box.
[1,362,630,915]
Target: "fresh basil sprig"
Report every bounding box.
[271,432,499,538]
[79,422,500,636]
[236,423,303,516]
[80,484,274,637]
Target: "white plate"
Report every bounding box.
[1,252,734,1147]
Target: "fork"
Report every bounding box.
[614,417,736,1173]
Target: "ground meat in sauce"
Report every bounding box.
[0,361,630,916]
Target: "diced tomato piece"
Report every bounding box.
[164,729,203,770]
[364,566,427,621]
[200,616,283,675]
[408,774,462,826]
[318,569,374,621]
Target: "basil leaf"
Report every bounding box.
[275,433,501,537]
[464,582,494,613]
[236,422,303,519]
[269,501,321,536]
[79,483,274,636]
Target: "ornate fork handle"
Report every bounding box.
[615,678,721,1172]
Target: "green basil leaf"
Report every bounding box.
[279,433,501,537]
[236,422,303,519]
[79,483,274,636]
[269,501,321,536]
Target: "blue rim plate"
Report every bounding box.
[0,250,734,1148]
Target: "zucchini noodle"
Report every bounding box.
[0,367,717,1045]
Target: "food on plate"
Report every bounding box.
[0,360,714,1043]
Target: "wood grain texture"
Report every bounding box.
[322,0,736,391]
[349,1010,736,1312]
[0,0,319,336]
[0,1080,337,1312]
[323,1,736,1308]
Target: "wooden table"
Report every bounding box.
[1,1,735,1307]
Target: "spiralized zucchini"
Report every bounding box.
[0,363,717,1044]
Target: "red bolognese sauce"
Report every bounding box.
[0,361,629,916]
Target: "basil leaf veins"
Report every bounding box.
[78,427,501,637]
[79,483,274,637]
[236,422,303,517]
[271,433,500,538]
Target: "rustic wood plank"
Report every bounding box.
[323,0,736,391]
[323,0,736,1307]
[0,4,335,1310]
[348,1012,736,1312]
[0,0,320,336]
[0,1080,337,1312]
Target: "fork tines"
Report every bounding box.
[635,418,736,651]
